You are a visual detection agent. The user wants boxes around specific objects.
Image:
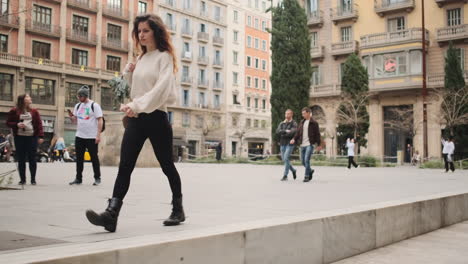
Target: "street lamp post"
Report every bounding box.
[421,0,428,161]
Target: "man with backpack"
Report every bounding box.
[68,85,104,186]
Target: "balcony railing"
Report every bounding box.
[374,0,415,16]
[66,29,98,45]
[307,10,324,27]
[197,56,209,65]
[331,4,359,24]
[427,71,468,87]
[331,40,359,57]
[213,81,223,90]
[213,36,224,46]
[181,75,192,85]
[310,45,325,59]
[181,51,192,61]
[197,32,209,42]
[102,38,129,52]
[437,24,468,43]
[360,28,429,49]
[0,14,19,28]
[435,0,467,7]
[198,79,209,88]
[67,0,97,13]
[102,5,129,21]
[310,84,342,97]
[181,27,192,37]
[213,59,223,68]
[25,20,61,37]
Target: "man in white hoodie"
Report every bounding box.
[346,138,359,169]
[441,136,455,172]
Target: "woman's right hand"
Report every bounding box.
[17,123,25,129]
[124,63,135,73]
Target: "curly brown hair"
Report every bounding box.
[132,13,178,73]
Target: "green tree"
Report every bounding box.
[269,0,312,151]
[444,41,465,92]
[336,53,370,153]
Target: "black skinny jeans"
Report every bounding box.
[443,154,455,172]
[15,136,38,183]
[348,156,358,169]
[75,137,101,180]
[112,110,182,200]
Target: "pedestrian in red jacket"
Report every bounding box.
[6,94,44,185]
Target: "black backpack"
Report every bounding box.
[76,102,106,132]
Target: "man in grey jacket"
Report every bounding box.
[276,109,298,181]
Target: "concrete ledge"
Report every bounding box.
[2,191,468,264]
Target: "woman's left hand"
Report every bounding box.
[38,138,44,144]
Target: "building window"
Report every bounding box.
[233,94,240,104]
[183,0,191,9]
[262,79,266,90]
[262,21,266,31]
[183,89,190,106]
[247,97,251,108]
[32,41,50,59]
[182,18,191,34]
[262,40,267,51]
[196,115,204,128]
[0,73,13,101]
[254,38,259,49]
[233,10,238,23]
[101,87,116,111]
[199,69,206,82]
[232,116,238,126]
[247,16,251,26]
[200,1,207,14]
[214,6,221,21]
[25,77,55,105]
[33,5,52,28]
[247,76,251,87]
[255,58,259,68]
[214,94,220,108]
[233,30,238,42]
[198,91,206,106]
[255,18,259,29]
[261,120,266,128]
[199,45,206,57]
[166,13,174,29]
[182,112,190,127]
[262,99,266,109]
[167,111,173,124]
[0,34,7,52]
[388,17,405,32]
[138,1,147,14]
[200,23,206,33]
[247,35,252,47]
[262,60,266,70]
[108,0,122,9]
[233,72,238,85]
[311,66,320,85]
[182,65,190,79]
[214,28,221,38]
[106,55,121,72]
[233,51,238,64]
[447,8,462,27]
[246,118,251,128]
[373,52,407,78]
[311,32,318,47]
[107,24,122,43]
[247,56,252,67]
[66,83,92,107]
[72,49,88,66]
[262,1,266,12]
[410,50,422,74]
[254,119,259,127]
[254,78,259,88]
[341,26,352,42]
[72,15,89,36]
[452,48,465,70]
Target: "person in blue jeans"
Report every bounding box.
[276,109,298,181]
[290,107,321,182]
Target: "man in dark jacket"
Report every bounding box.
[290,107,321,182]
[276,109,297,181]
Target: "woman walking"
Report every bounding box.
[6,94,44,185]
[86,14,184,232]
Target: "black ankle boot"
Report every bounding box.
[163,197,185,226]
[86,198,123,232]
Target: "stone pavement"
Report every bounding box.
[335,220,468,264]
[0,162,467,261]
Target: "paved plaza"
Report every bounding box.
[0,163,467,263]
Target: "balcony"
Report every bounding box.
[198,79,209,89]
[67,0,97,13]
[310,84,341,98]
[181,27,193,38]
[167,23,177,34]
[427,71,468,88]
[331,4,359,24]
[181,75,192,86]
[213,36,224,46]
[181,51,192,62]
[213,58,223,68]
[437,24,468,43]
[369,74,424,91]
[66,29,98,46]
[25,20,61,38]
[197,32,209,43]
[307,10,324,28]
[102,38,129,52]
[102,5,130,22]
[0,15,19,29]
[213,81,223,91]
[435,0,467,7]
[374,0,415,17]
[310,45,325,60]
[331,40,359,58]
[197,56,209,65]
[360,28,429,49]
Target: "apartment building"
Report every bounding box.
[301,0,468,161]
[225,0,272,158]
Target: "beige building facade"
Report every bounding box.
[300,0,468,161]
